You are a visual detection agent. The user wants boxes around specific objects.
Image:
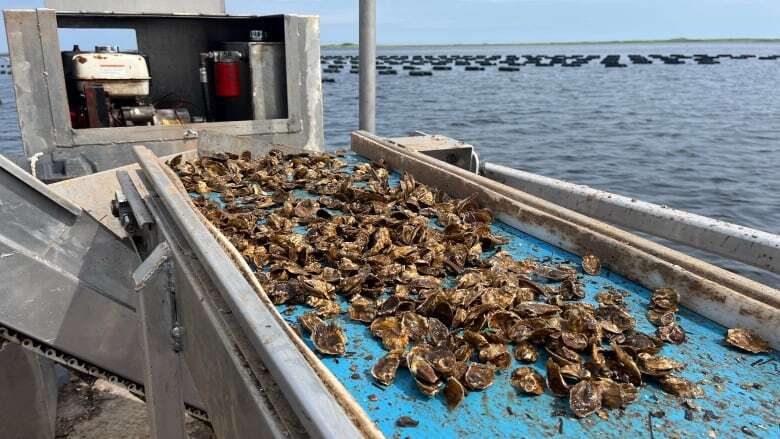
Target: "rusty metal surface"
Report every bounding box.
[482,161,780,275]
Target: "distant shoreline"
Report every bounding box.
[322,38,780,49]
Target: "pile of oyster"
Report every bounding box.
[171,150,707,419]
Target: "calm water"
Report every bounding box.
[0,42,778,284]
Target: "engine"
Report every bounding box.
[64,45,190,128]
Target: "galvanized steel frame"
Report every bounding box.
[0,154,205,408]
[4,9,324,156]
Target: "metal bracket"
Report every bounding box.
[132,242,187,439]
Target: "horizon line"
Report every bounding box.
[322,37,780,49]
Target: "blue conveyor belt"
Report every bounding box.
[200,153,780,439]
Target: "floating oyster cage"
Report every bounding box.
[64,131,777,438]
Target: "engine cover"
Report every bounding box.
[71,51,150,97]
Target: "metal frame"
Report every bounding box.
[133,242,187,439]
[0,153,205,409]
[4,9,324,158]
[482,162,780,276]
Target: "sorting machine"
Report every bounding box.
[1,2,779,439]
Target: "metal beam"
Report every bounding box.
[482,162,780,275]
[359,0,376,133]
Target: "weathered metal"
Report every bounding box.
[383,134,476,171]
[44,0,226,14]
[0,154,205,410]
[133,145,366,439]
[4,9,324,179]
[359,0,376,133]
[133,242,187,439]
[0,344,58,439]
[482,162,780,275]
[351,131,780,349]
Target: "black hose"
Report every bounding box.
[199,61,214,122]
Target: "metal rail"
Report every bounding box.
[482,162,780,275]
[132,146,365,439]
[359,0,376,133]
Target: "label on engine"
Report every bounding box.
[98,64,129,79]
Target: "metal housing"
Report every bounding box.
[4,9,323,180]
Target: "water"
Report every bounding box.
[0,42,778,284]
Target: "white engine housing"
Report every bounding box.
[71,52,150,97]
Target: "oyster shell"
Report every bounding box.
[725,328,772,354]
[570,379,603,418]
[581,254,601,276]
[179,150,702,419]
[513,342,539,363]
[464,363,495,390]
[444,377,466,409]
[659,375,704,398]
[510,367,545,395]
[311,322,346,356]
[371,352,402,385]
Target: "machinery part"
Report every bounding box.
[154,108,192,126]
[359,0,376,133]
[133,242,187,439]
[0,324,208,423]
[0,343,57,439]
[481,162,780,275]
[210,51,243,98]
[0,154,206,413]
[121,105,156,126]
[71,48,150,97]
[199,54,214,121]
[250,29,268,42]
[84,85,110,127]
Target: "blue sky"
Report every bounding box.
[2,0,780,51]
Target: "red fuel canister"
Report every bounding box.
[214,61,241,98]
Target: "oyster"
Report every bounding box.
[545,359,569,397]
[298,312,324,334]
[371,352,402,386]
[725,328,772,354]
[478,344,512,369]
[311,322,347,356]
[637,353,684,376]
[510,367,544,395]
[464,363,495,390]
[581,254,601,276]
[598,378,637,409]
[569,379,603,418]
[178,150,701,420]
[657,323,686,345]
[444,377,466,409]
[659,375,704,398]
[348,295,377,323]
[514,342,539,363]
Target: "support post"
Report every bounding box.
[359,0,376,133]
[133,242,187,439]
[0,343,58,439]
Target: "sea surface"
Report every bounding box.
[0,42,778,285]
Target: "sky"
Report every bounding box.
[2,0,780,52]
